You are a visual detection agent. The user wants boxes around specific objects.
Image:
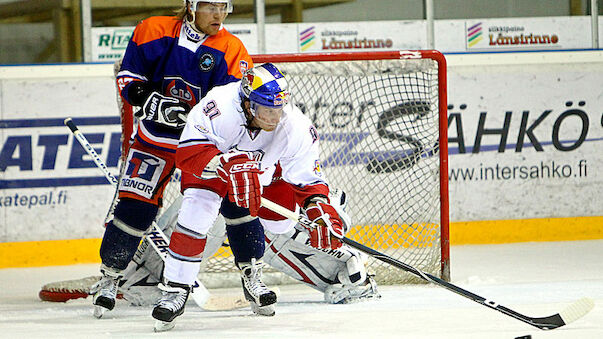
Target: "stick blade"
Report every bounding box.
[202,295,249,311]
[559,297,595,326]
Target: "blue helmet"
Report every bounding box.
[240,63,289,108]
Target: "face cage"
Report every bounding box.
[189,0,233,14]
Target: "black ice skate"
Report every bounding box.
[152,281,191,332]
[240,259,277,316]
[90,265,122,318]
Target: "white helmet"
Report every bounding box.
[183,0,233,36]
[185,0,233,14]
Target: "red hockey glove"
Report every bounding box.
[216,152,262,216]
[303,199,345,249]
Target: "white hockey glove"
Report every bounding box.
[303,197,345,249]
[136,92,189,129]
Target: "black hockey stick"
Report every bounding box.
[259,198,594,330]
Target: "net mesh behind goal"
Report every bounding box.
[162,51,449,285]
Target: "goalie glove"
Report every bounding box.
[303,197,345,249]
[136,92,189,129]
[216,152,263,217]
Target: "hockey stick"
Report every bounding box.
[64,118,246,311]
[259,198,594,330]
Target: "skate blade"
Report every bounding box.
[250,302,275,316]
[154,320,175,332]
[93,305,106,319]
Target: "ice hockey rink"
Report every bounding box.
[0,240,601,339]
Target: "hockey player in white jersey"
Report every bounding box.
[152,63,378,330]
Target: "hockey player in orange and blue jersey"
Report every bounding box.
[90,0,253,318]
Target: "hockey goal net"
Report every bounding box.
[185,50,450,285]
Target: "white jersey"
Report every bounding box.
[179,81,326,189]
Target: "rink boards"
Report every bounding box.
[1,51,602,268]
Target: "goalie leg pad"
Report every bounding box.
[117,237,164,306]
[100,198,158,270]
[263,229,379,304]
[221,199,265,265]
[263,228,346,291]
[324,274,380,304]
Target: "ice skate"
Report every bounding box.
[90,265,122,318]
[152,281,191,332]
[240,259,277,316]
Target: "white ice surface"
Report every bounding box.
[1,240,602,339]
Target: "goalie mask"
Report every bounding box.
[240,63,290,130]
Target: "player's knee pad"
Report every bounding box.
[221,199,265,265]
[100,198,159,270]
[177,188,222,234]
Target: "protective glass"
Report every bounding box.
[193,1,233,14]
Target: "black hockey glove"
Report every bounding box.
[136,92,189,129]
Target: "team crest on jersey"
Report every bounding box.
[240,60,249,74]
[199,53,215,72]
[164,77,201,108]
[194,124,209,134]
[314,160,323,177]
